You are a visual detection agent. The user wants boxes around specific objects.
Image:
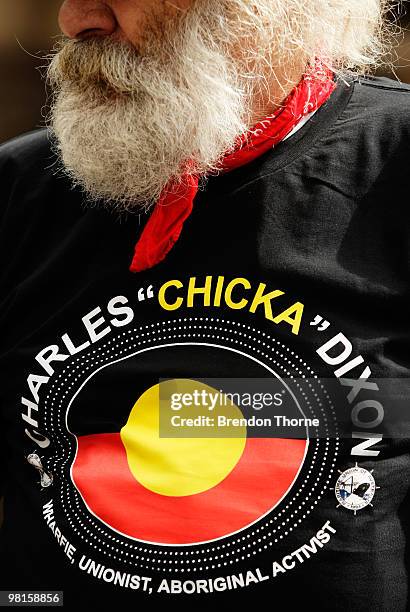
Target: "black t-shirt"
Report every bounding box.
[1,74,410,610]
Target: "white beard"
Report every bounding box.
[47,0,387,212]
[47,1,264,212]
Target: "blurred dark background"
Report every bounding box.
[0,2,60,144]
[0,1,409,144]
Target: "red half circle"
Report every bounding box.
[72,432,307,544]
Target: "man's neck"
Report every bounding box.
[250,63,307,126]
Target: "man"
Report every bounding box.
[0,0,409,609]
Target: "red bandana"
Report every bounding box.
[129,59,336,273]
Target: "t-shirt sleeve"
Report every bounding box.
[0,140,13,499]
[0,427,6,499]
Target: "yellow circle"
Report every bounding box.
[120,379,246,497]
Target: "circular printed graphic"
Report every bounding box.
[43,317,339,571]
[335,465,376,512]
[71,371,307,544]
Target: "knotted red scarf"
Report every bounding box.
[129,59,336,273]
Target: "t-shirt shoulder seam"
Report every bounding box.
[229,79,355,190]
[354,79,410,93]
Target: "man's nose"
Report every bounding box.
[58,0,117,40]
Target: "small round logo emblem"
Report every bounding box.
[335,464,377,514]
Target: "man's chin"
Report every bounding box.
[51,139,171,214]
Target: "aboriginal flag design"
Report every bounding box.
[69,345,307,545]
